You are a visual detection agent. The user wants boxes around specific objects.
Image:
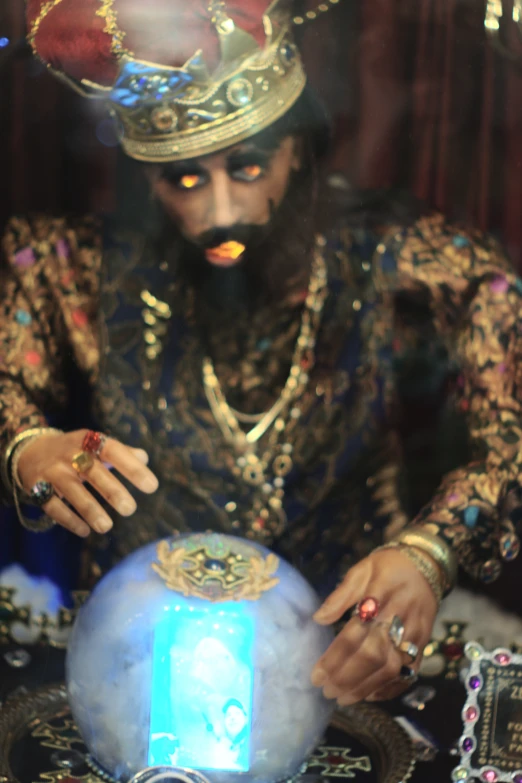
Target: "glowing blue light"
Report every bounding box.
[149,603,254,772]
[0,38,9,48]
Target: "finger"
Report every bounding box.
[336,655,403,705]
[102,439,158,493]
[366,680,412,703]
[52,469,114,534]
[326,623,401,702]
[314,565,371,625]
[312,618,368,687]
[44,496,91,538]
[85,461,137,517]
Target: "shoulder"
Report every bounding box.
[375,213,516,295]
[1,214,102,292]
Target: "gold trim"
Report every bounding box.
[95,0,133,58]
[485,0,522,67]
[119,58,306,163]
[331,707,416,783]
[152,540,280,602]
[293,0,341,25]
[28,0,65,52]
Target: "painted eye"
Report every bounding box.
[179,174,202,190]
[242,164,262,180]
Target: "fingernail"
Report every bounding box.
[134,450,149,465]
[142,475,159,493]
[95,517,112,533]
[119,500,137,516]
[313,605,332,622]
[311,666,327,687]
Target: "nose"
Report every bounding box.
[208,170,239,229]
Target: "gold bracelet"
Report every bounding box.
[12,436,41,491]
[2,427,63,495]
[11,429,63,491]
[392,528,457,595]
[374,543,444,605]
[5,427,62,533]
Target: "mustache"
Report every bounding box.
[195,202,277,251]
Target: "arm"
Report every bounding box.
[410,259,522,582]
[0,215,100,503]
[310,215,522,706]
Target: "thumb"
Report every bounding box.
[313,562,371,625]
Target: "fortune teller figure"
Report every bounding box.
[1,0,522,704]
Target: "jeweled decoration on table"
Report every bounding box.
[0,586,87,647]
[0,684,416,783]
[453,643,522,782]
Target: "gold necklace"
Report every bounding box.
[203,235,328,541]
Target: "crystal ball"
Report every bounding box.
[66,533,334,782]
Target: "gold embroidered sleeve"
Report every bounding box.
[0,215,101,503]
[394,216,522,582]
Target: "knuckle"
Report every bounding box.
[102,487,121,506]
[383,659,401,681]
[364,647,387,669]
[79,501,100,520]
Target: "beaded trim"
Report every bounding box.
[28,0,65,52]
[96,0,133,58]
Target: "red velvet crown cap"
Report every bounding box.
[27,0,271,86]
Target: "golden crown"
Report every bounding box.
[52,0,306,162]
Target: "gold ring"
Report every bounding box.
[399,641,419,663]
[72,451,95,475]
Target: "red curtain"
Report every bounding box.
[302,0,522,267]
[1,0,521,267]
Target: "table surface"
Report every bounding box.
[0,640,466,783]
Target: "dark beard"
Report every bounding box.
[154,167,318,322]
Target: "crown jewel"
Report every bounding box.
[107,1,305,161]
[42,0,306,162]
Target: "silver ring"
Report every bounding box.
[388,615,405,648]
[399,641,419,663]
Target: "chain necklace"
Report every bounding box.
[203,235,328,541]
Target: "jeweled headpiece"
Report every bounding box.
[26,0,308,162]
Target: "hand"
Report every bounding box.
[310,549,439,705]
[17,430,159,537]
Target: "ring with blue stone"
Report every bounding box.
[29,480,55,507]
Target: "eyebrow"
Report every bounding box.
[159,145,274,180]
[226,148,272,168]
[160,160,207,179]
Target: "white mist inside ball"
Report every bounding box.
[66,533,335,782]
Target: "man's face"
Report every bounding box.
[148,136,301,267]
[224,704,248,739]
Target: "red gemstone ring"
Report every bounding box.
[82,431,107,458]
[355,596,380,623]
